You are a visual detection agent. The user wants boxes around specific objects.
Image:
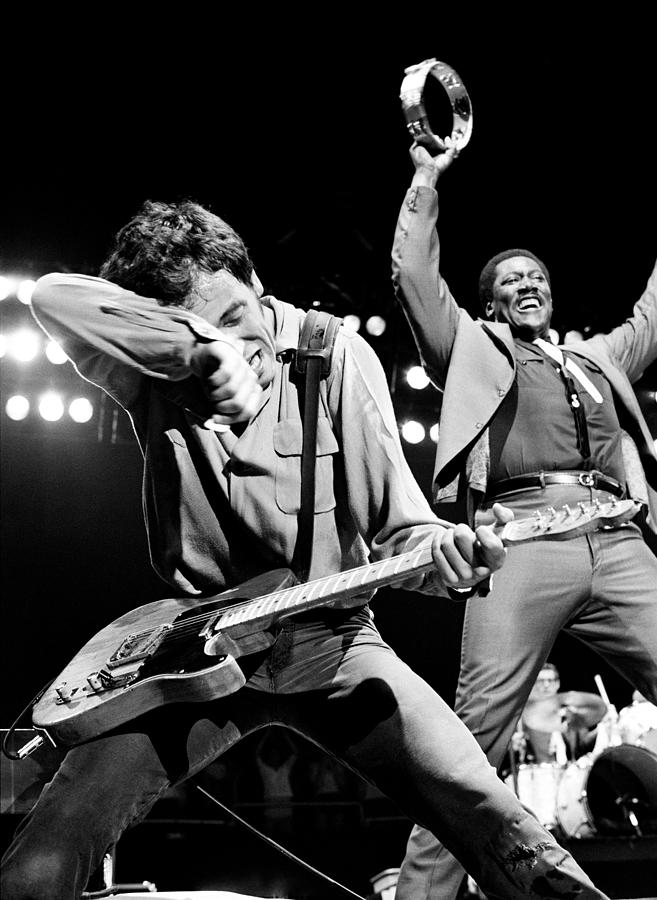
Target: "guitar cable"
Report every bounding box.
[2,679,54,761]
[194,782,367,900]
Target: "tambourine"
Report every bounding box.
[400,58,473,155]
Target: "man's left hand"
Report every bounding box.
[431,503,513,590]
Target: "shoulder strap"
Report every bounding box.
[292,309,342,582]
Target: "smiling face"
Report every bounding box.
[189,269,277,389]
[487,256,553,340]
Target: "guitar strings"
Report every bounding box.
[123,500,622,647]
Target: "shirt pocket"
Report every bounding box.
[273,417,339,514]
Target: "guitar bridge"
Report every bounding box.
[106,624,172,669]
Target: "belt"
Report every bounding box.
[487,470,625,499]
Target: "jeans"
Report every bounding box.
[397,486,657,900]
[2,604,609,900]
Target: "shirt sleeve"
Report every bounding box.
[590,259,657,383]
[391,185,462,389]
[327,327,453,597]
[30,273,226,410]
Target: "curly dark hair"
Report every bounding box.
[99,199,254,307]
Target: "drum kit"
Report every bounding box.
[504,689,657,839]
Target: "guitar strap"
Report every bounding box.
[292,309,342,582]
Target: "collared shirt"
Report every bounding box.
[488,339,626,485]
[31,274,447,605]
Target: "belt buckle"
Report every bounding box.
[578,472,595,487]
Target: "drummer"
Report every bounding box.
[511,664,608,764]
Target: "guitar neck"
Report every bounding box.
[216,545,436,630]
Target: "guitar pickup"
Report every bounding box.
[105,624,172,669]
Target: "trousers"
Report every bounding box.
[396,486,657,900]
[1,604,609,900]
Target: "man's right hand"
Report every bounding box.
[191,338,263,427]
[410,137,460,189]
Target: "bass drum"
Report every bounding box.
[557,744,657,838]
[504,763,564,831]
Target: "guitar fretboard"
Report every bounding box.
[215,545,436,628]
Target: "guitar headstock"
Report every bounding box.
[501,498,641,544]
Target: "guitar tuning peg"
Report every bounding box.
[577,501,588,516]
[562,504,572,517]
[547,506,557,521]
[593,498,601,510]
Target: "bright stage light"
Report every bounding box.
[564,330,584,344]
[69,397,94,423]
[9,329,41,362]
[342,314,361,333]
[548,328,560,345]
[430,423,440,443]
[17,279,37,305]
[406,366,430,390]
[401,420,425,444]
[365,316,386,337]
[38,392,65,422]
[0,276,18,301]
[6,395,30,421]
[46,340,68,365]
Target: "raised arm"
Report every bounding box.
[391,144,463,389]
[588,259,657,382]
[30,273,261,426]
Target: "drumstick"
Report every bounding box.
[594,674,611,708]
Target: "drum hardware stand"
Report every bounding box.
[194,781,366,900]
[615,795,644,837]
[81,847,157,898]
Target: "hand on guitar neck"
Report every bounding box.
[431,503,513,591]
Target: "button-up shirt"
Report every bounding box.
[31,274,449,606]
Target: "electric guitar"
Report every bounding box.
[32,498,640,748]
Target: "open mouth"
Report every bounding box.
[517,295,541,311]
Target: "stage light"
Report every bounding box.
[548,329,560,345]
[406,365,430,390]
[365,316,386,337]
[430,423,440,443]
[45,340,68,365]
[69,397,94,423]
[8,329,41,362]
[0,276,18,301]
[5,395,30,421]
[342,314,361,333]
[564,330,584,344]
[17,279,37,305]
[38,392,65,422]
[401,420,425,444]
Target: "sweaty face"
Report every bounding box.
[189,270,277,389]
[488,256,553,340]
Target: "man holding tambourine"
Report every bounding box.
[393,59,657,900]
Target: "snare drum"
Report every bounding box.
[504,763,564,831]
[557,744,657,838]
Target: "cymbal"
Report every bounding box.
[522,692,607,732]
[556,691,607,724]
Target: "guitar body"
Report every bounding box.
[32,569,298,747]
